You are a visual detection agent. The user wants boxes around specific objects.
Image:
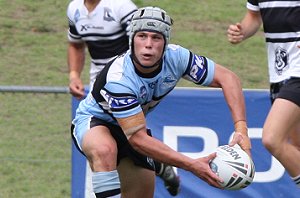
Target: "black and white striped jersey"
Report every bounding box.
[67,0,137,81]
[247,0,300,83]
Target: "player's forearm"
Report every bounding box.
[129,131,194,171]
[118,112,196,171]
[240,10,262,41]
[225,84,246,123]
[217,71,251,150]
[224,80,246,123]
[68,43,85,80]
[214,65,246,123]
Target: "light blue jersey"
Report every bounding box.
[72,44,215,146]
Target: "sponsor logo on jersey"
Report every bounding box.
[188,54,207,83]
[140,86,147,99]
[74,9,80,23]
[100,90,137,110]
[275,47,289,75]
[103,7,115,22]
[80,24,104,31]
[148,80,158,89]
[162,74,176,88]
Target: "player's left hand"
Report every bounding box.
[229,120,252,157]
[229,132,251,157]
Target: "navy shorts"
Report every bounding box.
[270,77,300,107]
[71,117,155,171]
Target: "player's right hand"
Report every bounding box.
[69,77,85,100]
[191,153,224,189]
[227,23,244,44]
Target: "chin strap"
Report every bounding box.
[234,120,252,150]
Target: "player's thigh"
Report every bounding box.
[117,157,155,198]
[263,98,300,142]
[82,126,118,170]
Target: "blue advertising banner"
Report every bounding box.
[71,88,298,198]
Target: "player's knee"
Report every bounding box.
[262,129,278,153]
[93,170,121,198]
[262,129,289,157]
[87,145,118,170]
[91,143,117,158]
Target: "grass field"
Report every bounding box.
[0,0,268,197]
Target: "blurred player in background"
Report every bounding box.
[67,0,180,197]
[67,0,137,99]
[71,6,252,197]
[227,0,300,188]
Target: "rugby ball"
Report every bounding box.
[209,145,255,190]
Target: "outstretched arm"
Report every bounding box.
[209,64,251,156]
[116,112,223,188]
